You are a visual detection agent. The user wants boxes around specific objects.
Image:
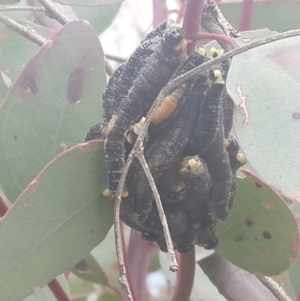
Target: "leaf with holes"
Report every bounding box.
[0,141,113,301]
[227,29,300,202]
[52,0,123,6]
[215,170,299,276]
[0,20,106,201]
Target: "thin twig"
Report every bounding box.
[48,279,72,301]
[37,0,70,25]
[0,5,46,12]
[114,151,135,301]
[0,13,46,46]
[256,275,292,301]
[137,153,178,271]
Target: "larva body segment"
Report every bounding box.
[102,37,161,123]
[201,107,232,221]
[187,70,225,156]
[131,83,198,222]
[105,26,187,192]
[179,156,212,223]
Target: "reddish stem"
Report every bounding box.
[152,0,168,27]
[176,4,185,24]
[48,278,71,301]
[126,229,155,301]
[182,0,205,54]
[0,197,9,217]
[239,0,254,31]
[63,270,70,280]
[170,249,195,301]
[194,32,237,48]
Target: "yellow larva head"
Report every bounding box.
[236,152,247,165]
[138,117,146,126]
[210,47,219,58]
[196,46,206,56]
[213,70,223,81]
[121,190,129,198]
[188,158,199,171]
[175,182,186,192]
[224,138,230,148]
[103,188,112,198]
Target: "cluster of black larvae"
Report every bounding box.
[86,20,247,254]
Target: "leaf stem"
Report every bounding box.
[0,13,46,46]
[182,0,205,54]
[239,0,254,31]
[127,229,154,301]
[0,196,8,217]
[256,275,292,301]
[48,278,72,301]
[170,249,195,301]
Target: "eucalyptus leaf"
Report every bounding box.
[227,29,300,202]
[216,170,299,276]
[0,141,113,301]
[0,20,106,201]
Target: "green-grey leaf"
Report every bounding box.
[72,4,120,34]
[219,0,300,32]
[0,141,113,301]
[227,29,300,203]
[216,170,299,276]
[0,20,106,201]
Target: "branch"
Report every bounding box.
[137,153,178,271]
[199,253,281,301]
[0,5,46,12]
[37,0,70,25]
[0,13,46,46]
[256,275,292,301]
[114,151,135,301]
